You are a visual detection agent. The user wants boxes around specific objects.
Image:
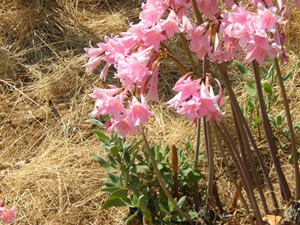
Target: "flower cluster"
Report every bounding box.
[0,200,16,224]
[167,74,224,123]
[89,86,153,138]
[83,0,298,137]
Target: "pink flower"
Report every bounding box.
[211,33,229,62]
[88,86,124,118]
[0,207,17,224]
[106,95,154,138]
[172,73,201,100]
[140,2,166,24]
[146,62,160,101]
[244,29,276,66]
[143,27,167,51]
[108,114,137,139]
[128,95,154,127]
[83,41,106,58]
[157,10,183,38]
[254,2,282,33]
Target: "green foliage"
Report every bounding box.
[88,120,204,224]
[236,60,300,162]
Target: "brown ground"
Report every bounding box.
[0,0,300,224]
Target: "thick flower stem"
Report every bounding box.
[141,128,194,225]
[191,0,204,25]
[212,125,255,225]
[252,60,291,201]
[216,63,264,224]
[205,119,214,205]
[194,118,201,212]
[274,57,300,199]
[178,33,198,76]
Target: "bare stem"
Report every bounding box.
[274,57,300,199]
[212,125,255,225]
[252,60,291,201]
[178,33,198,76]
[194,118,201,212]
[215,63,265,224]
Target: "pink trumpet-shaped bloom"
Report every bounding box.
[143,27,167,51]
[0,207,17,224]
[157,10,183,38]
[108,113,137,139]
[172,73,201,100]
[128,95,154,126]
[254,2,282,33]
[146,62,160,101]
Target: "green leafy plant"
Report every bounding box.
[88,119,203,224]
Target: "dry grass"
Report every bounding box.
[0,0,300,224]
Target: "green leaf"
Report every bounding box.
[276,115,282,127]
[254,116,259,124]
[268,114,277,128]
[104,181,119,187]
[162,145,170,159]
[262,82,272,94]
[159,203,168,214]
[185,139,191,151]
[124,209,140,223]
[263,64,274,80]
[101,186,122,193]
[124,151,130,167]
[186,169,203,183]
[163,215,172,222]
[289,147,300,165]
[234,60,252,75]
[101,114,111,122]
[272,95,278,103]
[136,165,151,174]
[171,211,198,222]
[247,97,255,108]
[138,195,148,212]
[92,129,110,143]
[101,189,128,210]
[86,119,103,128]
[260,66,268,75]
[168,198,175,212]
[198,155,205,162]
[128,139,144,155]
[107,173,120,185]
[245,80,256,96]
[157,163,163,170]
[109,145,120,157]
[282,70,293,81]
[91,155,115,169]
[177,196,186,208]
[112,131,119,140]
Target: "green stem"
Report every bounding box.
[141,128,194,225]
[191,0,204,25]
[178,33,198,76]
[252,60,291,201]
[274,57,300,199]
[167,53,188,75]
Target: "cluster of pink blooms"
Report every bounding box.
[83,0,298,137]
[167,74,224,124]
[0,200,16,224]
